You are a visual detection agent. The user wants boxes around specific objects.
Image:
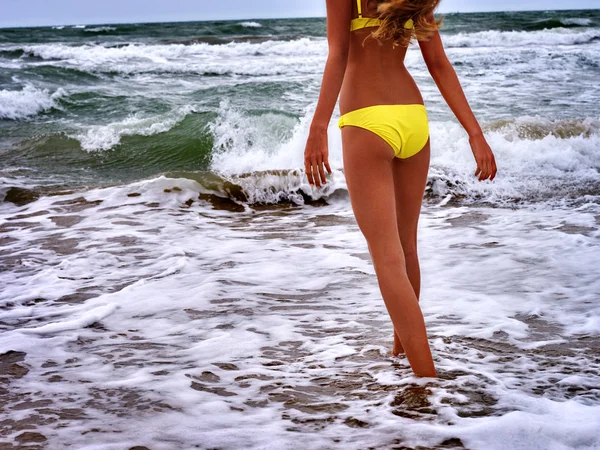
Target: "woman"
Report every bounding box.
[304,0,497,378]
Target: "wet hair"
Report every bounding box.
[370,0,443,47]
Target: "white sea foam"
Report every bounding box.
[84,26,117,33]
[0,85,65,120]
[427,117,600,205]
[9,27,599,84]
[0,178,598,449]
[562,18,594,26]
[15,39,327,75]
[444,28,600,48]
[238,21,262,28]
[207,101,600,207]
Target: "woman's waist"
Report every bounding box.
[339,68,424,115]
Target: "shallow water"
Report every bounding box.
[1,179,599,449]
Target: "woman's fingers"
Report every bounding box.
[305,159,331,188]
[317,160,327,186]
[481,161,490,181]
[470,137,497,182]
[311,159,322,188]
[305,152,331,188]
[305,159,315,186]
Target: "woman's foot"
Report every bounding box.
[391,331,405,356]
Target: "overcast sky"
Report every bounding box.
[1,0,598,28]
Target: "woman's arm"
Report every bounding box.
[304,0,352,188]
[418,12,497,181]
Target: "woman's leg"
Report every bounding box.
[390,139,431,355]
[342,127,436,378]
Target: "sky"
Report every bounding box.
[0,0,598,28]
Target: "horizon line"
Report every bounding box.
[0,7,597,30]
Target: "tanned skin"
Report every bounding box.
[304,0,497,378]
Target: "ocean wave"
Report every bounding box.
[208,101,301,174]
[0,170,337,209]
[0,85,66,120]
[238,21,262,28]
[562,18,594,27]
[13,39,326,75]
[0,48,26,59]
[169,170,337,208]
[426,117,600,206]
[207,103,600,208]
[70,104,200,152]
[56,104,600,208]
[7,26,597,79]
[83,26,117,33]
[161,35,300,46]
[5,97,599,209]
[526,17,595,31]
[444,28,600,48]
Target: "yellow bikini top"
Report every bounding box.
[350,0,414,32]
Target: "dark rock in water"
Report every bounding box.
[245,399,268,408]
[198,193,245,212]
[3,187,40,206]
[391,437,467,449]
[0,351,29,380]
[390,385,432,408]
[15,431,47,443]
[52,196,103,212]
[555,223,596,236]
[185,371,221,382]
[199,371,220,383]
[49,215,85,227]
[439,437,467,449]
[212,362,239,371]
[190,382,237,397]
[55,292,97,304]
[13,399,53,410]
[343,416,369,428]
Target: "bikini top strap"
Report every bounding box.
[357,0,363,18]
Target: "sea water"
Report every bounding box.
[1,10,599,450]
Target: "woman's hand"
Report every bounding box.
[469,132,497,182]
[304,126,332,188]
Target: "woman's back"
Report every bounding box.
[340,0,425,113]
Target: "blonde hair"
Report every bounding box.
[370,0,443,47]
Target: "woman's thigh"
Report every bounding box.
[391,139,431,252]
[341,126,404,261]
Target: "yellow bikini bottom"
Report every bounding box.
[338,104,429,159]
